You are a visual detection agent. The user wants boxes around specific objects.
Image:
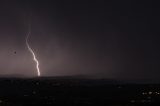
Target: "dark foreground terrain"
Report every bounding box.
[0,77,160,106]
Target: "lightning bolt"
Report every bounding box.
[26,25,41,77]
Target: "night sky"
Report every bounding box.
[0,0,159,81]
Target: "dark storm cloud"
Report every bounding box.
[0,0,159,81]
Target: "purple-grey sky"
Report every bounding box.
[0,0,159,81]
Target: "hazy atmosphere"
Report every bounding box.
[0,0,159,81]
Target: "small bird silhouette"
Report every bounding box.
[14,51,16,54]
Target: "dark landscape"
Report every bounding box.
[0,77,160,106]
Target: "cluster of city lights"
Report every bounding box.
[142,91,160,95]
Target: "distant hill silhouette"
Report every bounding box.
[0,74,26,78]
